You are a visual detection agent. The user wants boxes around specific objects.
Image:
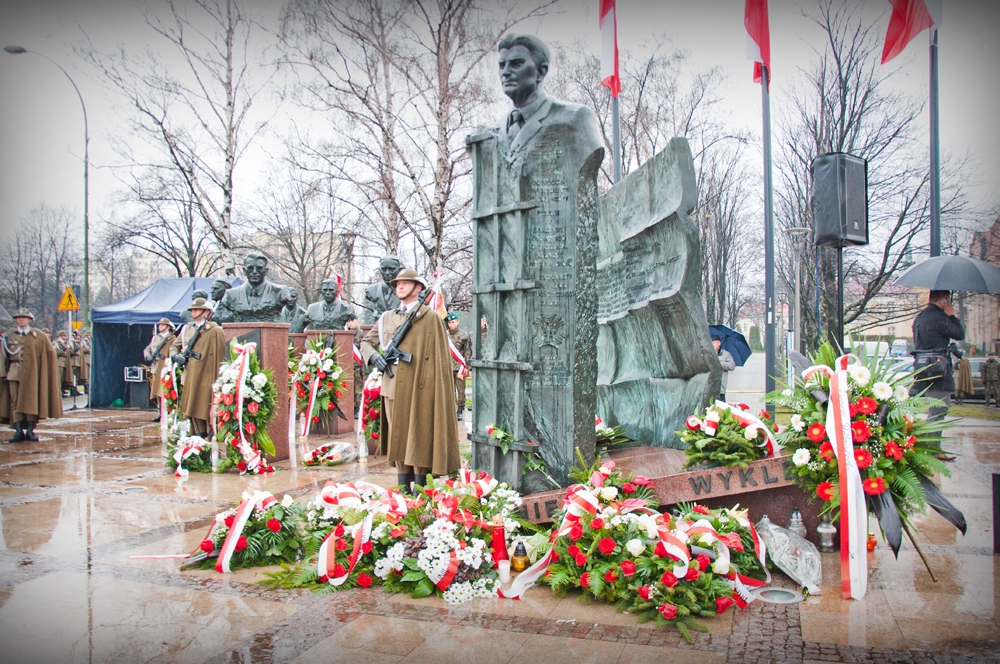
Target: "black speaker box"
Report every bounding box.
[811,152,869,247]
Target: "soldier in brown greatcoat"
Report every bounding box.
[445,313,472,421]
[144,318,177,421]
[1,309,62,442]
[169,298,228,437]
[361,269,459,490]
[78,331,91,393]
[54,330,75,396]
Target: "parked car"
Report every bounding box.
[890,339,909,357]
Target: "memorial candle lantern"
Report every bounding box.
[490,514,509,567]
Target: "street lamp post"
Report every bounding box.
[785,227,811,357]
[4,46,90,325]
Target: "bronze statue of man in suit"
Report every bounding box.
[305,278,356,331]
[362,255,402,324]
[216,252,292,323]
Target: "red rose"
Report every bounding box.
[863,476,887,495]
[326,382,334,391]
[224,515,235,528]
[660,571,678,588]
[298,390,306,399]
[313,415,320,423]
[478,471,488,479]
[856,396,878,416]
[696,554,711,572]
[620,560,636,577]
[569,525,584,542]
[566,544,580,557]
[200,540,214,553]
[327,401,335,411]
[622,482,636,494]
[819,441,835,462]
[230,437,239,447]
[318,371,326,380]
[247,401,259,415]
[333,564,346,577]
[368,408,378,420]
[362,542,373,554]
[237,461,247,473]
[334,523,345,537]
[267,518,281,533]
[654,542,669,558]
[854,448,873,469]
[170,390,178,400]
[335,391,343,398]
[603,570,618,583]
[692,504,710,515]
[580,572,590,588]
[235,536,248,552]
[716,596,735,614]
[590,518,605,530]
[658,602,678,620]
[851,420,871,443]
[632,476,651,486]
[637,585,653,601]
[598,537,617,555]
[685,566,700,581]
[303,373,311,382]
[885,441,903,461]
[335,538,348,551]
[245,422,257,435]
[807,423,827,443]
[357,573,373,588]
[816,481,836,501]
[575,553,588,567]
[371,432,379,440]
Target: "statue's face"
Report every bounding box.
[210,282,228,301]
[499,44,545,104]
[379,260,400,284]
[321,282,338,304]
[244,258,268,286]
[286,287,298,305]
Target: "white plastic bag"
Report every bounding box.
[755,514,822,595]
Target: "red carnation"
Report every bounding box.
[335,391,343,398]
[230,437,239,447]
[658,602,678,620]
[590,518,605,530]
[224,515,235,528]
[598,537,617,555]
[237,461,247,473]
[199,540,214,553]
[851,420,871,443]
[807,423,827,443]
[318,575,328,583]
[362,542,373,554]
[318,371,326,380]
[580,572,591,587]
[357,573,373,588]
[686,566,700,581]
[245,422,257,435]
[327,401,334,411]
[856,396,878,416]
[235,536,248,552]
[298,390,306,399]
[247,401,259,415]
[569,525,584,542]
[371,432,379,440]
[885,441,903,461]
[622,482,636,495]
[693,504,710,515]
[696,554,711,572]
[267,518,281,533]
[716,596,735,614]
[736,403,750,410]
[654,542,669,558]
[573,553,586,567]
[334,523,345,537]
[620,560,636,577]
[169,389,178,400]
[854,448,873,469]
[312,415,320,423]
[303,373,311,382]
[863,476,887,495]
[566,545,580,558]
[816,481,836,501]
[758,409,771,420]
[479,471,488,479]
[603,570,618,583]
[333,564,346,577]
[660,571,678,588]
[326,382,334,391]
[637,585,653,601]
[335,538,348,551]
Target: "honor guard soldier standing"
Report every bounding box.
[145,318,177,421]
[1,310,62,442]
[78,330,91,394]
[361,269,459,490]
[445,313,472,421]
[54,330,75,396]
[170,298,228,437]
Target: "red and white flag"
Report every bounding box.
[426,271,448,319]
[744,0,771,86]
[881,0,941,64]
[599,0,620,97]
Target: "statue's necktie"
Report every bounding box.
[508,109,523,141]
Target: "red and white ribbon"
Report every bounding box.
[686,411,720,436]
[714,401,775,456]
[427,551,461,590]
[301,372,321,437]
[445,467,498,498]
[447,337,467,374]
[216,491,277,573]
[353,344,363,365]
[230,342,264,474]
[173,435,206,478]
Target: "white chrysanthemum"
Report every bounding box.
[626,538,645,557]
[792,448,811,467]
[790,414,805,432]
[848,365,871,386]
[894,385,910,401]
[872,381,893,401]
[251,373,268,389]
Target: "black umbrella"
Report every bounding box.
[892,255,1000,294]
[709,324,752,367]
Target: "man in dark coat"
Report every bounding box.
[170,298,228,437]
[1,309,62,442]
[361,269,459,490]
[912,290,965,459]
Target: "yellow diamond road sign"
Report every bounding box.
[58,287,80,312]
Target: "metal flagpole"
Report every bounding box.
[612,96,622,183]
[928,27,941,257]
[762,65,776,413]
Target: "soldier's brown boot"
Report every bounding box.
[24,421,39,442]
[8,421,26,443]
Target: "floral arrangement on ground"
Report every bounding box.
[767,342,967,561]
[290,338,346,432]
[160,358,182,415]
[211,341,278,474]
[677,402,778,469]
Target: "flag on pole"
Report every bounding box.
[599,0,620,97]
[335,273,343,297]
[880,0,940,64]
[745,0,771,86]
[426,271,448,319]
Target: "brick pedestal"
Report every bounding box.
[222,322,290,462]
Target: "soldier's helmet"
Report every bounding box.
[13,308,35,320]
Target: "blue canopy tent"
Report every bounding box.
[90,277,237,407]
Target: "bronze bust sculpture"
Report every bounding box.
[305,278,356,331]
[362,255,402,323]
[215,252,292,323]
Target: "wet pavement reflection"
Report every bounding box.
[0,407,997,663]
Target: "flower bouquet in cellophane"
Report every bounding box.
[290,338,346,435]
[677,402,778,470]
[212,341,278,474]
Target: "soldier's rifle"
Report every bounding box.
[378,288,432,378]
[145,333,173,364]
[171,323,205,367]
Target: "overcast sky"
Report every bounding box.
[1,0,997,249]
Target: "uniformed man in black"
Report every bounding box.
[912,290,964,460]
